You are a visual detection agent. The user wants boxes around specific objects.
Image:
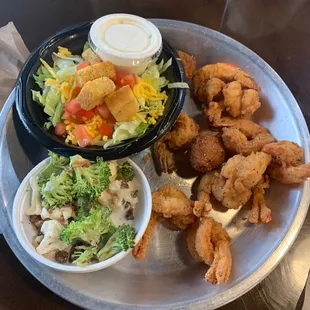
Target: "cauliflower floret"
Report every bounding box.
[25,176,42,216]
[36,220,67,255]
[41,206,75,222]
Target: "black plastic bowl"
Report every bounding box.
[15,22,186,160]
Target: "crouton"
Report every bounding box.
[77,77,116,111]
[76,61,116,86]
[105,85,139,121]
[82,48,102,65]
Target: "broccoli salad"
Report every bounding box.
[26,152,138,266]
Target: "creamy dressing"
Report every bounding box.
[41,206,75,223]
[102,22,151,53]
[98,175,139,227]
[36,220,67,255]
[26,175,42,216]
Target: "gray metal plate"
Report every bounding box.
[0,19,309,310]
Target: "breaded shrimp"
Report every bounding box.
[153,136,176,174]
[193,63,259,104]
[262,141,310,184]
[186,221,202,262]
[194,173,214,217]
[267,163,310,184]
[152,186,193,218]
[195,63,259,89]
[205,102,237,127]
[167,213,197,230]
[194,77,225,104]
[166,113,199,150]
[189,132,226,173]
[222,120,275,155]
[212,152,272,209]
[249,175,272,225]
[195,217,214,265]
[262,141,303,166]
[223,81,261,118]
[177,51,196,80]
[132,211,163,259]
[195,217,232,284]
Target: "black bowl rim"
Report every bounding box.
[15,21,186,160]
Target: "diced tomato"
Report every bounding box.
[65,99,81,114]
[73,125,92,147]
[74,109,95,122]
[77,61,89,71]
[54,123,67,136]
[96,104,111,119]
[62,108,94,124]
[62,111,71,120]
[99,123,114,138]
[116,73,137,89]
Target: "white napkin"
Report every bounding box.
[0,21,29,109]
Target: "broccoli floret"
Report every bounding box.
[40,170,74,209]
[97,224,136,261]
[39,151,70,185]
[116,162,135,182]
[72,157,111,199]
[75,197,104,220]
[71,246,98,266]
[75,196,92,220]
[60,206,114,246]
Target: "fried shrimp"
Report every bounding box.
[223,81,261,118]
[167,213,197,230]
[262,141,303,166]
[177,51,196,80]
[195,217,232,284]
[193,62,259,104]
[194,173,214,217]
[212,152,272,209]
[166,113,199,150]
[268,163,310,184]
[186,221,202,262]
[262,141,310,184]
[222,120,275,155]
[152,186,193,218]
[249,175,272,225]
[153,136,176,174]
[205,102,237,127]
[132,211,163,259]
[189,132,226,173]
[194,77,225,104]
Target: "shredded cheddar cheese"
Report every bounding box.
[57,46,72,57]
[40,58,57,78]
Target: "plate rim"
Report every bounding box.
[0,18,309,310]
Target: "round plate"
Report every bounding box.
[0,19,309,310]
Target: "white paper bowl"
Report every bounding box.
[12,158,152,273]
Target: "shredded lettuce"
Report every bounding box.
[104,120,148,148]
[140,58,171,92]
[43,86,61,117]
[33,66,54,88]
[52,54,79,83]
[167,82,189,89]
[51,101,64,126]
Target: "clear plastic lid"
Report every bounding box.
[89,14,162,72]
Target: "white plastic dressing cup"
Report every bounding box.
[89,14,162,75]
